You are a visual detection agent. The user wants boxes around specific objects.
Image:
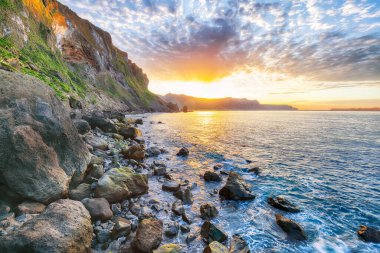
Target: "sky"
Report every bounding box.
[60,0,380,110]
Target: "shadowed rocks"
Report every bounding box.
[219,172,255,200]
[275,214,307,241]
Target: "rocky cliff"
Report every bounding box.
[0,0,170,112]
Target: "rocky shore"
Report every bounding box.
[0,70,379,253]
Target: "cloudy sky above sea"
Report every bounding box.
[60,0,380,109]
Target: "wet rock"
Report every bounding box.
[85,135,108,150]
[121,144,146,161]
[132,218,163,253]
[153,244,182,253]
[204,171,222,182]
[230,234,250,253]
[275,214,307,241]
[201,221,228,244]
[213,164,223,170]
[146,146,161,157]
[358,226,380,243]
[186,232,197,243]
[182,211,194,224]
[0,71,90,203]
[203,241,229,253]
[83,114,117,133]
[112,217,132,239]
[248,167,261,175]
[73,119,91,134]
[268,196,300,213]
[139,206,155,219]
[219,172,255,200]
[16,201,46,215]
[69,183,92,201]
[172,200,184,216]
[176,147,189,157]
[111,203,122,215]
[165,221,179,237]
[95,167,148,203]
[200,203,219,220]
[173,187,193,205]
[135,118,143,125]
[162,181,181,192]
[119,126,142,139]
[0,199,92,252]
[153,164,167,176]
[180,224,190,233]
[82,198,113,222]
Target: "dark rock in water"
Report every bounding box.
[73,119,91,134]
[268,196,300,213]
[146,146,162,157]
[112,217,132,239]
[69,96,83,109]
[275,214,307,241]
[153,162,167,176]
[200,203,219,220]
[83,114,117,133]
[135,118,143,125]
[153,244,182,253]
[204,241,229,253]
[201,220,228,243]
[173,187,193,205]
[182,210,195,224]
[248,167,261,175]
[0,70,90,204]
[162,181,181,192]
[172,200,184,216]
[16,201,46,216]
[230,234,250,253]
[165,221,179,237]
[121,144,145,161]
[0,199,92,252]
[119,126,142,139]
[219,172,255,200]
[180,224,190,233]
[358,225,380,243]
[176,147,189,157]
[246,159,253,164]
[132,218,163,253]
[95,167,148,203]
[213,164,223,170]
[69,183,92,201]
[204,171,222,182]
[220,171,229,176]
[81,198,113,222]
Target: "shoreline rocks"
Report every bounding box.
[82,198,113,222]
[201,221,228,244]
[219,172,255,200]
[132,219,163,253]
[268,196,300,213]
[358,226,380,243]
[275,214,307,241]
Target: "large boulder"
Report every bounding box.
[118,126,142,139]
[0,199,92,252]
[201,221,228,244]
[275,214,307,241]
[0,70,90,204]
[121,144,146,161]
[268,196,300,213]
[132,218,163,253]
[219,172,255,200]
[358,226,380,243]
[82,114,117,133]
[95,167,148,203]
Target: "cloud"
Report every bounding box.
[59,0,380,84]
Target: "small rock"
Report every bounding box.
[275,214,307,241]
[121,145,145,161]
[358,225,380,243]
[165,221,179,237]
[111,203,122,215]
[153,244,182,253]
[85,164,104,182]
[16,201,46,215]
[176,147,189,157]
[172,200,184,216]
[132,218,163,253]
[219,172,255,200]
[73,119,91,135]
[201,221,228,243]
[162,181,181,192]
[182,211,194,224]
[186,232,197,243]
[119,127,142,139]
[200,203,219,220]
[247,167,260,175]
[180,224,190,233]
[112,217,132,239]
[69,183,92,201]
[173,187,193,205]
[97,229,111,243]
[135,119,143,125]
[81,198,113,222]
[146,147,161,157]
[112,133,124,141]
[213,164,223,170]
[230,234,250,253]
[204,171,222,182]
[203,241,229,253]
[268,196,300,213]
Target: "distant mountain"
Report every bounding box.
[162,94,297,111]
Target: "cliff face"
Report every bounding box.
[0,0,170,112]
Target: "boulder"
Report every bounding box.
[203,241,229,253]
[0,199,92,252]
[358,226,380,243]
[132,218,163,253]
[275,214,307,241]
[146,146,162,157]
[176,147,189,157]
[201,221,228,244]
[73,119,91,135]
[69,183,92,201]
[230,234,250,253]
[112,217,132,239]
[82,114,117,133]
[81,198,113,222]
[204,171,222,182]
[119,126,142,139]
[121,144,146,161]
[0,70,90,204]
[268,196,300,213]
[95,167,148,203]
[84,135,108,150]
[162,181,181,192]
[200,203,219,220]
[16,201,46,215]
[219,172,255,200]
[153,244,182,253]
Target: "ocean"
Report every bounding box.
[138,111,380,252]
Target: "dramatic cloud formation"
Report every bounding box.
[60,0,380,108]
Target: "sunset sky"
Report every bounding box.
[60,0,380,110]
